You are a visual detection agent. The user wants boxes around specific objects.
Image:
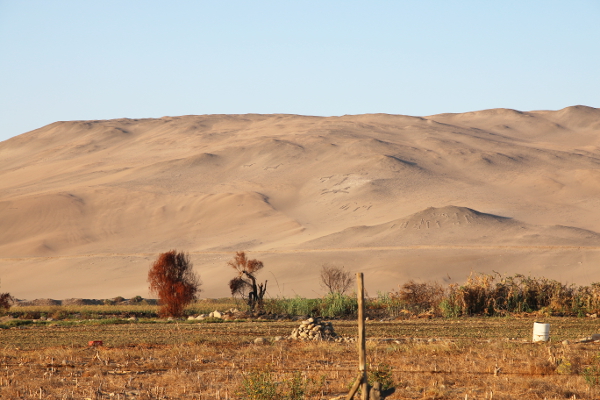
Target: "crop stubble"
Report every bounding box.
[2,318,600,399]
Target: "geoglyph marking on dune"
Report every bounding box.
[320,174,371,195]
[322,189,349,194]
[264,164,283,170]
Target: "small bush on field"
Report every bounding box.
[556,359,573,375]
[51,309,69,320]
[368,362,395,391]
[238,367,323,400]
[239,369,278,400]
[583,354,600,387]
[348,363,395,397]
[287,371,311,400]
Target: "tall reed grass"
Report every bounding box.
[264,293,358,318]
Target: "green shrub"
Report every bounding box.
[556,359,573,375]
[0,319,33,329]
[583,365,600,386]
[237,367,324,399]
[582,354,600,386]
[368,363,395,391]
[238,368,279,400]
[439,299,461,318]
[347,364,395,398]
[286,371,309,400]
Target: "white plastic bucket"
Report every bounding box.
[532,322,550,342]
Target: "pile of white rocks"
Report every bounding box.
[188,308,240,321]
[290,317,339,341]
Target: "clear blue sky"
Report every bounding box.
[1,1,599,142]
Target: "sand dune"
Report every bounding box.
[301,206,600,249]
[1,106,600,299]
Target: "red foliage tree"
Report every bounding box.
[148,250,200,318]
[227,251,267,312]
[0,292,13,313]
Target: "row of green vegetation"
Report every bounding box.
[267,272,600,318]
[5,273,600,321]
[3,298,238,321]
[5,249,600,321]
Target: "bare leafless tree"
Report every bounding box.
[320,264,354,294]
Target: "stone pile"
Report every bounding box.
[290,317,338,341]
[188,308,241,321]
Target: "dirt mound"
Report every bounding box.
[15,299,61,307]
[61,298,104,306]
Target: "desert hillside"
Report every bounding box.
[1,106,600,299]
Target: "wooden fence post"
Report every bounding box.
[346,272,368,400]
[357,272,368,400]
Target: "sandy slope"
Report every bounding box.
[1,106,600,299]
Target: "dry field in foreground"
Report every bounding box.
[2,318,600,399]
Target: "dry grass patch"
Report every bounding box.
[2,318,600,398]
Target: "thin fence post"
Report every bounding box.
[358,272,368,400]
